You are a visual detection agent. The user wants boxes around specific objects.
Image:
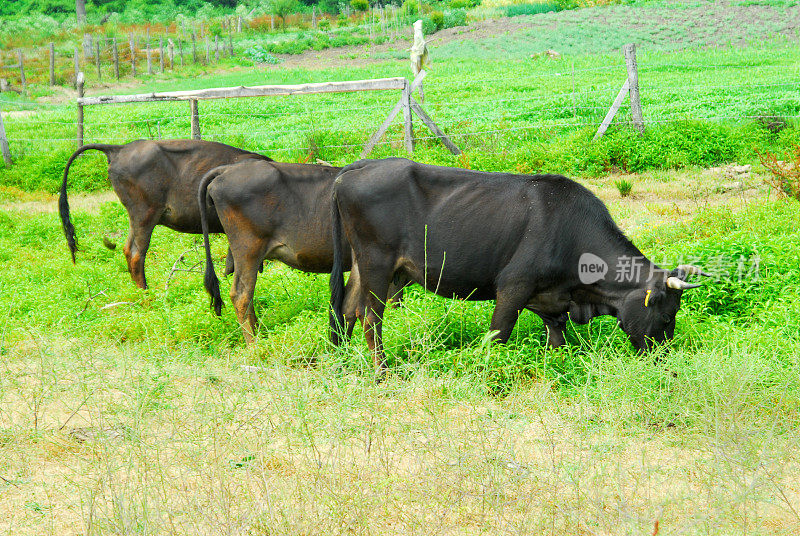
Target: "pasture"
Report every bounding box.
[2,0,800,533]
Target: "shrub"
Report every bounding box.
[350,0,369,11]
[318,18,331,30]
[401,0,419,17]
[449,0,480,8]
[443,8,467,28]
[506,2,562,17]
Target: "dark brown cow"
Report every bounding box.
[330,158,710,375]
[59,139,271,288]
[198,158,402,343]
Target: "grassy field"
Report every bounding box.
[2,0,800,533]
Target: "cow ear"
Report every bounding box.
[644,287,666,308]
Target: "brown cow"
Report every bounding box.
[59,139,271,289]
[198,158,403,343]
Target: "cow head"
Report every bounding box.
[618,265,709,351]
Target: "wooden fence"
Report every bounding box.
[74,69,461,157]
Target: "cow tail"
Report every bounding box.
[198,166,226,316]
[329,187,347,346]
[59,143,120,263]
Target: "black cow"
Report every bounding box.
[330,158,709,374]
[198,159,403,343]
[59,139,271,289]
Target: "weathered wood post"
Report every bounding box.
[129,34,136,77]
[312,6,317,29]
[17,50,26,95]
[49,42,56,86]
[402,80,413,153]
[623,43,644,133]
[214,35,219,62]
[190,99,201,140]
[73,47,80,87]
[146,34,153,75]
[159,36,165,73]
[168,39,175,70]
[192,31,197,63]
[0,106,12,167]
[178,38,184,67]
[228,24,234,56]
[95,40,101,81]
[205,35,210,63]
[76,72,85,147]
[113,37,120,79]
[237,15,242,33]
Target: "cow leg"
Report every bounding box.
[123,216,158,290]
[357,261,393,377]
[488,287,533,344]
[341,261,364,342]
[539,315,567,348]
[229,258,260,344]
[223,247,235,276]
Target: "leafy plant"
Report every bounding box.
[246,44,283,64]
[350,0,369,11]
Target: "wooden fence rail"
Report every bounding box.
[74,72,461,156]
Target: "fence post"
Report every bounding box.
[146,38,153,75]
[622,43,644,133]
[214,35,219,62]
[73,48,80,87]
[179,38,184,67]
[159,36,165,73]
[168,39,175,70]
[95,40,101,81]
[190,99,201,140]
[192,31,197,63]
[402,81,414,153]
[205,36,210,63]
[76,72,85,147]
[0,106,12,167]
[228,24,234,56]
[49,42,56,86]
[17,50,26,95]
[113,37,119,79]
[237,15,242,32]
[129,34,136,77]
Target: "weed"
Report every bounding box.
[759,147,800,200]
[614,177,633,197]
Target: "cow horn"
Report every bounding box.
[676,264,712,277]
[667,276,701,290]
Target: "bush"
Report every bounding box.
[350,0,369,11]
[443,8,467,28]
[448,0,480,8]
[401,0,419,17]
[506,2,562,17]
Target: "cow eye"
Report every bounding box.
[660,313,674,323]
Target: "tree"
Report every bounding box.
[76,0,86,24]
[269,0,298,31]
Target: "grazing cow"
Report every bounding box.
[59,139,272,289]
[198,159,403,343]
[330,158,710,374]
